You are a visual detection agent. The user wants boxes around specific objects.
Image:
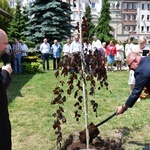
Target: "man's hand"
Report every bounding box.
[116,105,128,115]
[2,63,12,75]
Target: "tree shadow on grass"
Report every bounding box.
[120,127,150,149]
[7,71,46,104]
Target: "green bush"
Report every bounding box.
[25,40,35,48]
[22,62,42,74]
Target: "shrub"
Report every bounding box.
[22,62,42,74]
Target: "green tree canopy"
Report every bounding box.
[7,1,28,41]
[92,0,113,43]
[84,5,95,42]
[0,0,13,31]
[24,0,73,45]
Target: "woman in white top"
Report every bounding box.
[115,40,124,71]
[125,38,134,58]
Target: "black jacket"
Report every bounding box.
[126,57,150,107]
[0,69,12,150]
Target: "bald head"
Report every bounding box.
[0,29,8,54]
[126,53,141,70]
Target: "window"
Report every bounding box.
[72,13,77,20]
[85,3,89,8]
[123,14,127,20]
[133,3,137,9]
[133,15,137,20]
[147,26,150,32]
[128,15,132,20]
[141,26,144,32]
[133,26,136,32]
[148,4,150,10]
[128,3,132,9]
[124,25,127,30]
[111,3,115,9]
[142,4,144,10]
[19,1,22,6]
[142,15,145,21]
[115,1,120,9]
[10,1,14,7]
[147,15,150,20]
[123,3,127,9]
[91,3,95,8]
[128,26,131,32]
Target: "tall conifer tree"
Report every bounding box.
[24,0,73,44]
[7,1,27,40]
[92,0,113,43]
[84,5,95,41]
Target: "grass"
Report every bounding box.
[6,61,150,150]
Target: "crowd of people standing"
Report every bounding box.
[1,38,28,74]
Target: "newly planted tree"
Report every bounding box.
[52,50,109,148]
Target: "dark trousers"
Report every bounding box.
[42,53,49,70]
[53,57,60,70]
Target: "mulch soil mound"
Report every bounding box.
[60,132,125,150]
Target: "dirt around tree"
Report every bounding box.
[60,131,125,150]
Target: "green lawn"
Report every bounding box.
[7,64,150,150]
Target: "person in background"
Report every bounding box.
[83,38,92,70]
[70,35,82,73]
[92,35,102,52]
[133,36,150,56]
[51,39,61,70]
[106,40,116,71]
[12,38,22,74]
[99,42,106,65]
[132,36,150,99]
[62,38,71,56]
[117,53,150,115]
[0,28,13,150]
[40,38,51,70]
[70,35,82,54]
[125,38,134,59]
[115,40,124,71]
[1,43,12,65]
[20,40,28,63]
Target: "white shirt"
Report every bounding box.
[92,39,102,51]
[70,41,82,54]
[21,44,28,56]
[6,44,12,54]
[63,43,70,53]
[40,43,50,54]
[125,43,134,57]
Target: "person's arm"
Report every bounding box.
[40,44,43,53]
[1,64,12,88]
[117,71,147,115]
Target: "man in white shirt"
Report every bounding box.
[40,38,51,70]
[92,35,102,52]
[62,38,71,56]
[70,35,82,54]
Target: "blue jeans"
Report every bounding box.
[14,53,22,73]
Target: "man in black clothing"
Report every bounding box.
[117,52,150,114]
[0,29,12,150]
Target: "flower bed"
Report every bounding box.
[23,56,38,63]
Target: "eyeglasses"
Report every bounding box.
[128,58,136,69]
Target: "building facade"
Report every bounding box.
[7,0,150,42]
[122,0,150,43]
